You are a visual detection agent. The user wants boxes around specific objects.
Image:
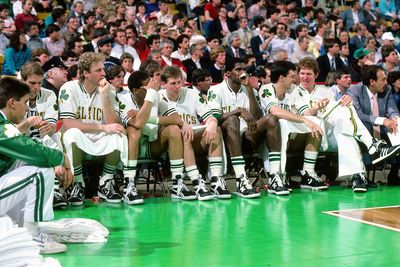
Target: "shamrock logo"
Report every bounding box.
[261,88,272,98]
[199,93,205,104]
[208,91,216,102]
[59,89,69,103]
[298,90,303,97]
[119,101,126,111]
[53,103,59,111]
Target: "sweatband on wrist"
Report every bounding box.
[144,89,158,104]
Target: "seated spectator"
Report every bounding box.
[340,0,365,32]
[15,0,39,32]
[43,24,65,57]
[0,16,9,55]
[210,7,236,41]
[2,31,31,76]
[378,0,397,21]
[24,21,43,52]
[208,46,225,83]
[31,48,49,66]
[0,4,15,34]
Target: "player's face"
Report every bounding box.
[25,74,43,99]
[86,62,106,85]
[164,77,182,101]
[229,63,246,82]
[11,94,29,124]
[197,76,212,92]
[111,71,124,89]
[282,70,296,90]
[299,67,317,90]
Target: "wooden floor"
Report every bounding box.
[325,206,400,232]
[51,185,400,267]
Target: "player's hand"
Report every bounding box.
[303,118,323,138]
[240,109,256,132]
[203,120,217,144]
[313,98,329,110]
[384,118,398,133]
[127,109,138,119]
[102,123,126,135]
[39,121,56,137]
[56,155,74,189]
[145,77,161,91]
[340,95,352,107]
[27,116,42,129]
[98,78,111,95]
[181,122,193,143]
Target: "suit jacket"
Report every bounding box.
[250,35,268,65]
[316,54,342,83]
[225,46,247,62]
[209,18,236,41]
[340,9,365,31]
[349,35,365,55]
[362,9,380,32]
[348,83,399,135]
[182,58,207,83]
[83,42,95,53]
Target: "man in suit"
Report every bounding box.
[250,24,273,66]
[83,27,108,53]
[348,65,400,184]
[230,18,252,50]
[225,33,247,63]
[316,38,341,83]
[340,0,365,32]
[362,0,380,32]
[182,44,208,83]
[349,24,367,56]
[209,6,236,41]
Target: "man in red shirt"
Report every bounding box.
[15,0,39,31]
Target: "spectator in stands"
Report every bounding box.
[250,24,272,66]
[2,31,30,76]
[231,17,252,50]
[292,36,315,64]
[126,24,147,57]
[362,0,380,32]
[159,39,185,71]
[204,0,222,36]
[171,34,190,62]
[296,24,319,57]
[46,7,66,31]
[66,36,84,57]
[182,44,208,83]
[0,4,15,34]
[349,24,367,55]
[115,2,126,21]
[31,48,49,66]
[209,46,225,83]
[68,1,85,27]
[298,7,317,34]
[210,6,236,41]
[156,0,172,27]
[120,53,134,88]
[0,16,9,55]
[62,16,80,44]
[15,0,40,32]
[24,21,43,52]
[378,0,397,21]
[271,49,288,62]
[337,42,354,73]
[111,29,141,71]
[13,0,37,20]
[83,27,107,53]
[388,71,400,111]
[43,24,64,57]
[225,33,247,62]
[145,0,159,15]
[247,0,266,21]
[268,23,297,62]
[376,32,397,62]
[61,51,78,68]
[316,38,341,82]
[97,36,121,70]
[379,45,400,72]
[340,0,365,32]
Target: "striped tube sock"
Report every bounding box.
[186,165,200,181]
[209,157,223,177]
[269,152,281,175]
[100,163,117,184]
[124,160,138,180]
[231,156,246,178]
[74,165,84,186]
[54,179,60,190]
[303,151,319,174]
[170,159,184,180]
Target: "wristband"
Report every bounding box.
[144,89,158,104]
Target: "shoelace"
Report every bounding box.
[359,173,368,185]
[241,179,253,190]
[34,232,50,244]
[271,174,284,187]
[54,190,64,198]
[196,179,208,193]
[105,180,117,195]
[214,177,227,190]
[70,184,82,197]
[125,181,138,196]
[176,179,189,193]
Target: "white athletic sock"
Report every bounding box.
[186,165,200,181]
[124,160,137,180]
[209,157,223,177]
[74,165,85,186]
[303,151,319,173]
[269,152,281,174]
[231,156,246,178]
[170,159,184,180]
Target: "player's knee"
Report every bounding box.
[164,125,181,139]
[223,116,239,132]
[127,126,141,141]
[262,114,279,128]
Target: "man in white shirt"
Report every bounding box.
[267,23,297,62]
[155,0,172,27]
[110,29,141,71]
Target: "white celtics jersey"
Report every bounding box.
[258,83,310,115]
[159,87,213,126]
[116,88,139,127]
[296,84,336,118]
[207,80,250,118]
[59,80,119,124]
[26,88,58,139]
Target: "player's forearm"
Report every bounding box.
[247,89,263,120]
[270,107,305,123]
[131,101,153,129]
[221,110,241,121]
[100,94,120,124]
[62,119,106,133]
[159,113,183,127]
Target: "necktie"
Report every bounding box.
[331,58,336,70]
[344,58,348,67]
[235,49,239,58]
[372,94,381,138]
[121,45,125,54]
